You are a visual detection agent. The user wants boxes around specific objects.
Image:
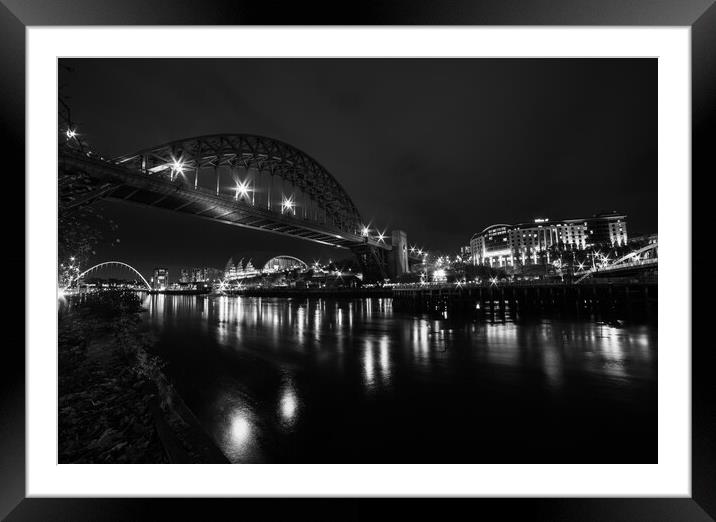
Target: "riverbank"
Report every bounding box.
[58,290,228,463]
[58,292,166,463]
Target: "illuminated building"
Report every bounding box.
[628,232,657,246]
[222,257,264,280]
[224,258,238,280]
[469,214,628,268]
[196,267,222,282]
[173,267,223,283]
[262,255,308,273]
[585,212,628,246]
[152,267,169,290]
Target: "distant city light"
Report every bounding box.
[65,128,77,139]
[361,225,370,237]
[377,231,386,243]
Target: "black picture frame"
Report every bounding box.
[2,1,711,520]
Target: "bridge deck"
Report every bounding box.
[61,151,385,250]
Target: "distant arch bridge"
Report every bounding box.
[69,261,152,291]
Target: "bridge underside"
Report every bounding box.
[60,150,422,281]
[351,243,391,281]
[61,152,376,250]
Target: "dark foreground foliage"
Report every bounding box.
[58,290,168,463]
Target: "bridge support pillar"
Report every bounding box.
[388,230,408,278]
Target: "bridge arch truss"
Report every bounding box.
[113,134,363,236]
[72,261,152,290]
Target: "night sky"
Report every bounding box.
[60,58,656,276]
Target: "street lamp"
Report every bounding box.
[235,179,251,201]
[281,195,296,215]
[169,156,185,180]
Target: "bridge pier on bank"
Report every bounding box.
[392,282,658,323]
[351,229,409,282]
[388,230,409,278]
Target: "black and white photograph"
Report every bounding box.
[2,0,714,518]
[57,57,658,465]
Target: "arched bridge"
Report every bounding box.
[67,261,152,291]
[61,134,384,250]
[574,243,658,283]
[262,255,308,272]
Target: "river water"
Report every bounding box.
[142,294,657,463]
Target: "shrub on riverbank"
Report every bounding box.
[58,290,167,463]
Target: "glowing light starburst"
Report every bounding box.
[169,156,186,179]
[235,179,251,201]
[281,195,296,215]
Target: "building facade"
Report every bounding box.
[470,213,628,269]
[176,267,222,283]
[152,267,169,290]
[223,257,260,280]
[585,212,628,246]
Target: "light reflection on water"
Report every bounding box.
[145,295,657,463]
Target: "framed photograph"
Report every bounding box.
[3,0,712,519]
